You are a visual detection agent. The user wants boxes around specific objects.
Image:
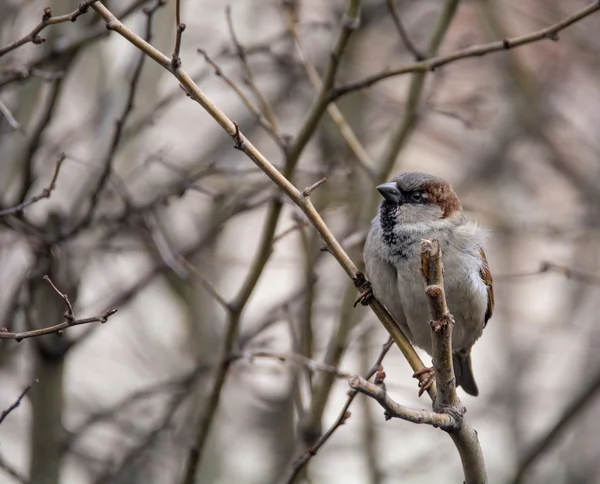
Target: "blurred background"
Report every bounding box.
[1,0,600,483]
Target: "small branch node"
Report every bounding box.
[78,1,90,14]
[302,177,327,197]
[232,121,244,150]
[341,12,360,31]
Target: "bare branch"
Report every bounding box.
[496,260,600,284]
[0,307,117,342]
[349,376,457,429]
[230,350,352,379]
[386,0,424,60]
[0,99,23,131]
[198,48,285,147]
[0,0,150,89]
[64,1,163,239]
[0,452,27,484]
[284,5,375,179]
[420,239,460,409]
[420,239,488,484]
[226,6,280,134]
[0,153,66,217]
[285,338,394,483]
[43,275,75,319]
[0,1,100,58]
[333,0,600,100]
[0,381,36,426]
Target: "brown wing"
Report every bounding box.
[479,248,494,326]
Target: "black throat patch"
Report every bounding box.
[379,201,415,259]
[380,201,398,246]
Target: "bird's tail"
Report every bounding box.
[453,353,479,397]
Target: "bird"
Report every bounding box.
[363,172,494,396]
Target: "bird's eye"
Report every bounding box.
[411,191,423,201]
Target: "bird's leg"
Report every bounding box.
[413,366,435,397]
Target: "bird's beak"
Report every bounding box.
[377,182,402,203]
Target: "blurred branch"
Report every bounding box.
[65,0,163,238]
[0,0,149,89]
[0,381,35,426]
[284,4,376,179]
[0,99,22,131]
[0,1,100,58]
[375,0,459,186]
[496,260,600,284]
[0,275,117,342]
[14,74,67,204]
[0,307,117,342]
[0,452,27,484]
[511,365,600,484]
[230,350,351,379]
[333,0,600,100]
[0,153,65,217]
[198,48,285,147]
[285,338,393,482]
[226,5,280,135]
[385,0,424,60]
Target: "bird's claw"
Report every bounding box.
[353,285,373,307]
[413,366,435,397]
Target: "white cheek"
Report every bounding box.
[397,204,444,225]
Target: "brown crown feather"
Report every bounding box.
[421,180,462,218]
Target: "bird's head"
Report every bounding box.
[377,172,462,227]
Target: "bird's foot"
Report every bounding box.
[352,272,374,307]
[413,366,435,397]
[353,284,373,307]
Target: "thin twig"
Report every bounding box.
[226,5,280,133]
[43,274,75,318]
[0,0,101,58]
[172,0,184,68]
[0,381,36,426]
[0,452,27,484]
[173,254,231,311]
[373,0,460,186]
[172,22,186,68]
[0,307,117,342]
[333,0,600,100]
[285,338,393,483]
[230,350,352,379]
[0,99,23,131]
[0,153,66,217]
[64,1,163,239]
[198,48,284,147]
[284,5,375,179]
[495,260,600,284]
[386,0,424,60]
[0,0,149,89]
[302,177,327,197]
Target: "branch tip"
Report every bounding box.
[302,177,327,197]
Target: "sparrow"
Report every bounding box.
[363,172,494,396]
